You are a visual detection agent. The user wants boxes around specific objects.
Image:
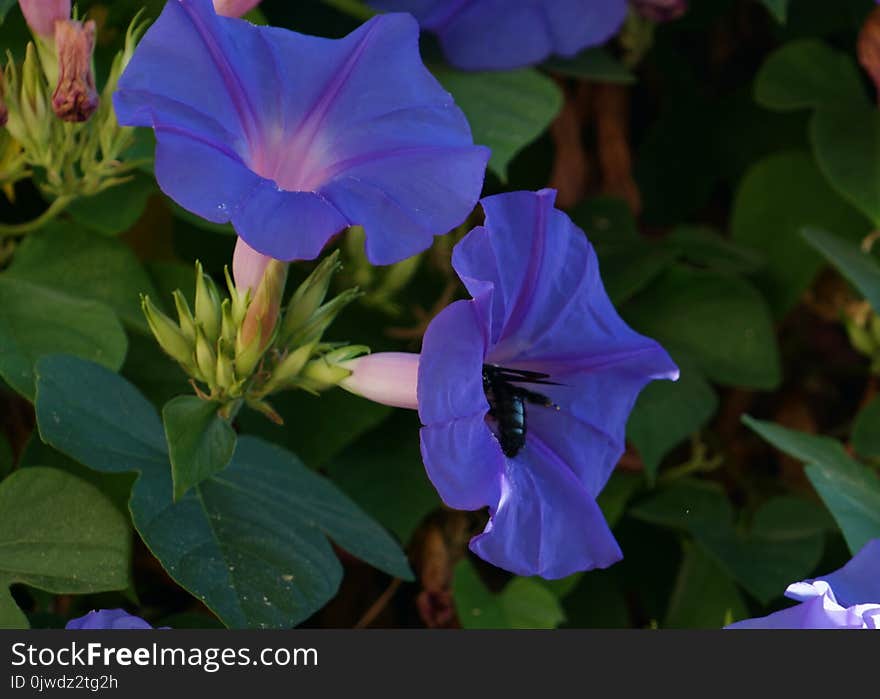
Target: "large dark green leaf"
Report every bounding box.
[633,483,828,603]
[162,396,237,501]
[0,467,131,629]
[754,40,866,111]
[731,151,869,315]
[623,266,781,390]
[810,106,880,226]
[665,543,747,629]
[5,222,159,331]
[744,416,880,554]
[803,227,880,313]
[434,67,562,180]
[0,276,127,400]
[34,355,412,629]
[325,411,439,542]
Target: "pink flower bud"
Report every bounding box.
[233,236,272,294]
[339,352,420,410]
[213,0,262,18]
[18,0,70,39]
[632,0,687,22]
[51,19,98,122]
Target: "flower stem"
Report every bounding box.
[0,196,74,237]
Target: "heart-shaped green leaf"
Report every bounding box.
[35,354,413,629]
[0,467,131,629]
[0,277,127,400]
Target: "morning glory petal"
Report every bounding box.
[369,0,629,70]
[115,0,488,263]
[66,609,157,630]
[419,415,504,511]
[814,539,880,608]
[417,299,489,425]
[469,441,623,579]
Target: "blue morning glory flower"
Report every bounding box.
[416,189,678,579]
[726,539,880,629]
[114,0,488,265]
[66,609,160,630]
[368,0,629,71]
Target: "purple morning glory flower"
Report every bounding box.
[368,0,629,71]
[66,609,159,630]
[416,189,678,579]
[726,539,880,629]
[114,0,488,265]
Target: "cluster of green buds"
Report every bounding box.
[1,3,148,208]
[141,250,367,423]
[844,301,880,375]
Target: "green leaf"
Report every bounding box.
[665,543,747,629]
[803,227,880,313]
[597,242,678,305]
[754,40,866,111]
[163,397,237,501]
[666,226,765,275]
[434,67,562,180]
[544,48,635,84]
[623,266,781,390]
[0,467,131,629]
[453,559,565,629]
[853,396,880,460]
[0,276,127,400]
[5,222,160,331]
[634,482,827,603]
[35,355,413,629]
[731,151,870,315]
[631,479,733,532]
[558,569,630,628]
[744,416,880,554]
[760,0,789,23]
[627,355,718,481]
[596,471,643,528]
[325,411,439,542]
[571,196,639,244]
[810,105,880,226]
[238,388,391,469]
[66,173,157,236]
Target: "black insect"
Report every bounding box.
[482,364,559,458]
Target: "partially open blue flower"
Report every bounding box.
[368,0,628,71]
[114,0,488,265]
[66,609,158,630]
[417,189,678,579]
[726,539,880,629]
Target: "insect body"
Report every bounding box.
[482,365,559,458]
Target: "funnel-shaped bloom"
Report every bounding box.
[726,539,880,629]
[18,0,70,39]
[66,609,158,630]
[417,189,678,578]
[368,0,628,71]
[114,0,488,265]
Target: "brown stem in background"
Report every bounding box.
[548,83,589,209]
[594,83,642,216]
[353,578,401,629]
[858,7,880,106]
